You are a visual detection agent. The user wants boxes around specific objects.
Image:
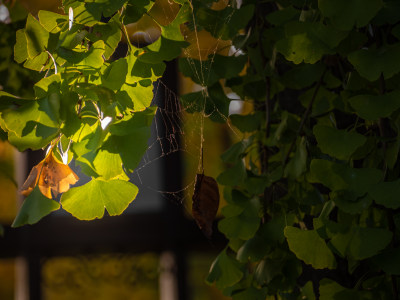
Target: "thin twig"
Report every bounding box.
[263,76,271,172]
[378,73,388,178]
[282,68,327,167]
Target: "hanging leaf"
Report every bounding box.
[57,40,105,70]
[319,0,383,30]
[20,151,79,198]
[348,91,400,120]
[319,279,364,299]
[217,159,247,186]
[221,141,248,164]
[372,247,400,275]
[348,43,400,81]
[276,22,347,64]
[330,190,373,214]
[206,248,244,290]
[25,14,51,58]
[101,58,128,91]
[192,173,220,238]
[2,96,61,137]
[369,180,400,209]
[12,185,60,227]
[219,195,260,240]
[61,179,139,220]
[14,29,28,64]
[284,226,336,269]
[329,226,392,260]
[314,125,366,160]
[7,124,59,151]
[38,10,68,33]
[105,107,156,172]
[308,159,382,195]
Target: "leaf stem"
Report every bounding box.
[378,73,388,178]
[45,50,58,75]
[121,22,134,52]
[391,275,399,300]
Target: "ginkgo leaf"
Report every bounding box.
[192,173,220,238]
[25,14,50,58]
[12,185,60,227]
[20,151,79,198]
[61,179,139,220]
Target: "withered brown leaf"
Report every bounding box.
[20,152,79,198]
[192,173,220,238]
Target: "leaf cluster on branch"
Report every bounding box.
[180,0,400,299]
[1,0,189,224]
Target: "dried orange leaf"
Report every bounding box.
[20,151,79,198]
[192,173,220,238]
[20,164,40,197]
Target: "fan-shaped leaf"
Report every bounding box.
[61,179,138,220]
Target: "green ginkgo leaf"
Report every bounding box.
[284,226,336,269]
[90,15,122,60]
[276,22,347,64]
[101,58,128,91]
[206,249,244,290]
[348,44,400,81]
[38,10,68,33]
[369,180,400,209]
[319,0,383,30]
[7,123,59,151]
[25,14,50,58]
[2,97,60,136]
[34,74,61,98]
[314,125,366,160]
[329,226,392,260]
[103,108,156,172]
[348,91,400,120]
[92,148,129,180]
[12,186,60,227]
[61,179,139,220]
[14,29,28,64]
[58,40,105,70]
[308,159,382,195]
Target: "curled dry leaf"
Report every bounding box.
[20,151,79,198]
[192,173,220,238]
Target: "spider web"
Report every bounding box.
[128,1,243,211]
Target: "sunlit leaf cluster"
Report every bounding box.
[1,0,189,225]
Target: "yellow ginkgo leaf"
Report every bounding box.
[20,151,79,199]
